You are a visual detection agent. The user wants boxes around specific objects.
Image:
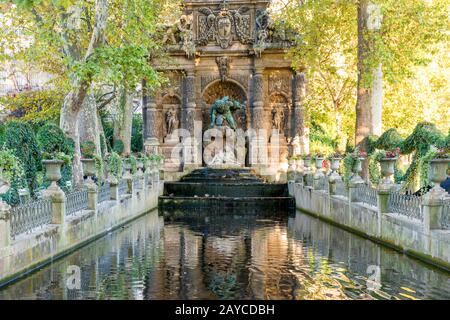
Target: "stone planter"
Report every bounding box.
[350,157,365,184]
[81,158,96,179]
[314,158,324,171]
[137,159,144,177]
[123,160,133,179]
[379,157,397,184]
[331,158,341,172]
[303,158,312,171]
[428,158,450,195]
[287,159,296,181]
[42,160,64,183]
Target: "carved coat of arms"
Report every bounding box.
[198,0,251,49]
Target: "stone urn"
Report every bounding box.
[379,157,397,184]
[42,160,64,183]
[329,158,342,182]
[137,159,144,177]
[331,158,341,173]
[287,158,296,181]
[350,157,365,184]
[314,158,324,171]
[313,157,325,185]
[427,158,450,196]
[295,159,304,183]
[81,158,96,177]
[123,159,133,179]
[303,158,312,171]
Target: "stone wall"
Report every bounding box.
[289,182,450,271]
[0,182,163,286]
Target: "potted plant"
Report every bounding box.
[42,152,71,187]
[327,152,343,176]
[427,148,450,193]
[107,152,123,184]
[302,154,312,170]
[80,141,97,178]
[344,147,366,184]
[312,153,325,171]
[375,148,399,184]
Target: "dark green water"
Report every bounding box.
[0,209,449,300]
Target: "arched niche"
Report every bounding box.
[160,94,181,141]
[201,80,248,130]
[269,92,290,138]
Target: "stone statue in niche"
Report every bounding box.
[165,109,179,136]
[197,0,252,49]
[216,56,230,82]
[210,96,246,130]
[272,107,284,131]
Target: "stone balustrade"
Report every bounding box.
[289,171,450,270]
[0,168,163,286]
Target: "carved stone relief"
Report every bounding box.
[216,56,231,82]
[268,72,291,96]
[197,0,252,49]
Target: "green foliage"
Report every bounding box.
[131,115,143,153]
[2,121,41,195]
[0,149,27,206]
[375,129,403,151]
[113,140,125,154]
[0,89,64,123]
[107,152,123,180]
[126,155,138,174]
[80,141,97,158]
[36,122,74,157]
[93,154,104,181]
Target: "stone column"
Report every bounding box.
[43,181,66,225]
[86,182,98,212]
[423,195,445,234]
[182,69,200,169]
[143,81,160,155]
[109,177,119,201]
[0,200,11,248]
[250,68,268,168]
[377,182,393,236]
[292,71,309,155]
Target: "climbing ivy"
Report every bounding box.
[107,152,123,180]
[2,121,41,195]
[0,149,27,206]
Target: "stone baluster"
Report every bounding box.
[295,159,304,184]
[422,197,444,233]
[313,157,325,190]
[328,158,342,195]
[109,176,119,201]
[42,160,66,224]
[86,179,98,212]
[0,200,11,249]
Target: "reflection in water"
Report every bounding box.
[0,209,449,300]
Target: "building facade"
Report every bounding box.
[143,0,308,176]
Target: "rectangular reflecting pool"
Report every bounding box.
[0,209,449,300]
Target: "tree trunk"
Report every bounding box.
[114,86,134,156]
[59,0,108,186]
[79,93,102,155]
[60,81,90,186]
[355,0,383,146]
